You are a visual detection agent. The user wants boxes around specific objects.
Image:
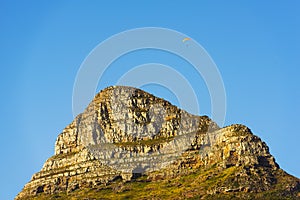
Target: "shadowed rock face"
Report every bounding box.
[16,86,300,200]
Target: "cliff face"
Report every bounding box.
[16,86,300,199]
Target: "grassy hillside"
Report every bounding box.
[28,165,300,200]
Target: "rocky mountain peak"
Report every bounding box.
[16,86,300,199]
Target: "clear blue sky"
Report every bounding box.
[1,1,299,199]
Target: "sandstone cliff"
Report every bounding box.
[16,86,300,199]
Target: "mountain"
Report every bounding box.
[16,86,300,199]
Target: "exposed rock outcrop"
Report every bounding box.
[16,86,300,199]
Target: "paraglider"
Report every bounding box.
[182,37,191,47]
[182,37,191,43]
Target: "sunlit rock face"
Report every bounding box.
[16,86,300,200]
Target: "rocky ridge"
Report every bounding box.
[16,86,300,199]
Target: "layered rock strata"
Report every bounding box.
[16,86,300,199]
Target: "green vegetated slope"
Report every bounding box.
[27,164,300,200]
